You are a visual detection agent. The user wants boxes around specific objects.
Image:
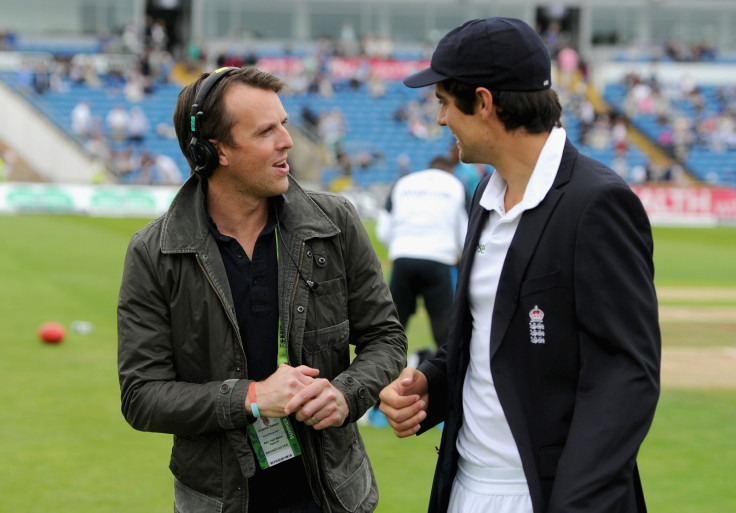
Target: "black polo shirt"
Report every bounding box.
[202,182,311,512]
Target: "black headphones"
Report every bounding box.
[188,67,239,176]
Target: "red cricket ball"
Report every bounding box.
[38,322,66,344]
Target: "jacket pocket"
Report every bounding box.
[321,427,376,512]
[520,271,561,297]
[306,277,348,331]
[302,320,350,379]
[170,435,224,498]
[174,477,223,513]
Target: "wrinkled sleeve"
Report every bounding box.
[331,198,408,423]
[117,232,251,436]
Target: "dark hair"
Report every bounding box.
[173,67,285,171]
[441,79,562,133]
[429,155,454,172]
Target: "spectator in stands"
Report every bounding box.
[379,17,660,513]
[106,104,129,142]
[15,62,34,92]
[556,45,579,88]
[367,70,387,98]
[317,107,348,149]
[70,99,92,140]
[125,106,150,144]
[32,62,50,94]
[300,105,319,132]
[117,66,406,513]
[84,131,111,164]
[139,151,182,185]
[123,68,146,102]
[48,57,70,93]
[611,115,629,151]
[611,145,631,180]
[148,18,169,52]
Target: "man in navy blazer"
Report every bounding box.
[379,17,661,513]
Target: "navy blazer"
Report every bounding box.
[418,140,661,513]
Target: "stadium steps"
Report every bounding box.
[588,79,695,182]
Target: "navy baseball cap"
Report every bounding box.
[404,17,552,91]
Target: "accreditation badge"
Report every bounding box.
[246,417,302,469]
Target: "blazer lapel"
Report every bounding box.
[489,141,577,359]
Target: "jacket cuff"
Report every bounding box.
[333,373,371,425]
[215,379,251,430]
[416,361,447,433]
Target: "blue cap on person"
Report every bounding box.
[404,17,552,92]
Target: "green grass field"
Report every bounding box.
[0,215,734,512]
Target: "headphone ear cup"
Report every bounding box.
[189,139,220,176]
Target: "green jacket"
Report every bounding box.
[118,174,407,513]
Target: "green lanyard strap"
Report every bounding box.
[274,226,288,365]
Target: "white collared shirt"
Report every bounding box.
[456,127,566,475]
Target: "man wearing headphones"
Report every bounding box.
[117,66,407,513]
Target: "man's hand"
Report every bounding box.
[379,367,429,438]
[248,364,319,418]
[284,378,349,430]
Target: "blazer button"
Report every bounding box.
[297,306,305,313]
[345,376,354,385]
[220,383,230,393]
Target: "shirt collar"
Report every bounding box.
[479,126,566,219]
[199,178,285,240]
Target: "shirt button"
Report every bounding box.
[237,251,243,258]
[220,383,230,393]
[306,250,313,258]
[345,376,355,385]
[297,306,305,313]
[358,388,367,398]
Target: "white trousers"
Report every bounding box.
[447,459,533,513]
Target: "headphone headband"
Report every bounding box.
[189,66,239,137]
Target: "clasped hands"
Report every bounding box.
[248,364,348,430]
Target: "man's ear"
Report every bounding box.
[212,140,229,167]
[475,87,494,118]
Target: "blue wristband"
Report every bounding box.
[248,381,260,418]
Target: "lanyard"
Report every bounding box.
[274,225,288,365]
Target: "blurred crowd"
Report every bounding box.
[10,17,183,185]
[4,15,732,188]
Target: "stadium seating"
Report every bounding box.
[0,60,688,189]
[604,82,736,187]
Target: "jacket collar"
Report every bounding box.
[160,174,339,254]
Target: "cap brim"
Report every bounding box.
[403,67,449,88]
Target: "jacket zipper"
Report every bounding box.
[285,241,329,511]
